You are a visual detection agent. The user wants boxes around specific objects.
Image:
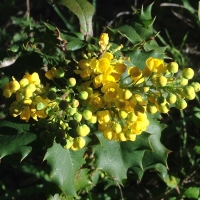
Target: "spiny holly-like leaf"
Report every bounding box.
[0,120,36,160]
[74,168,92,191]
[54,0,94,36]
[93,116,170,184]
[138,3,155,27]
[108,25,142,45]
[44,143,86,197]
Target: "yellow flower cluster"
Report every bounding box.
[2,33,200,151]
[2,72,53,122]
[73,33,200,143]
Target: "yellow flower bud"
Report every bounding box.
[119,110,128,119]
[23,98,32,105]
[125,130,136,141]
[19,78,29,87]
[157,75,167,87]
[118,132,127,141]
[179,76,188,86]
[76,124,90,136]
[112,123,122,134]
[99,33,109,51]
[166,93,177,104]
[103,128,113,140]
[74,137,86,149]
[146,102,157,114]
[183,85,196,100]
[9,77,20,92]
[167,62,179,73]
[175,99,187,110]
[191,82,200,92]
[3,89,12,98]
[182,68,194,79]
[24,88,33,98]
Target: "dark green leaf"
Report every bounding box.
[74,168,92,191]
[183,187,200,199]
[93,116,169,183]
[0,120,36,160]
[54,0,94,36]
[44,144,86,197]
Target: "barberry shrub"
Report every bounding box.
[0,0,199,199]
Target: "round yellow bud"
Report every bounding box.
[112,123,122,134]
[19,78,29,87]
[183,85,196,100]
[157,104,169,113]
[179,77,188,86]
[119,110,128,119]
[103,128,113,140]
[157,76,167,87]
[166,93,177,104]
[75,137,86,149]
[125,130,136,141]
[24,88,33,98]
[76,124,90,136]
[3,89,12,98]
[23,98,32,105]
[191,82,200,92]
[182,68,194,79]
[175,99,187,110]
[124,89,132,100]
[9,79,20,92]
[167,62,179,73]
[146,102,157,114]
[118,132,127,141]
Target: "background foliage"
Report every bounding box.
[0,0,200,199]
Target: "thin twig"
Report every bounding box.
[116,182,124,200]
[26,0,30,18]
[160,3,187,9]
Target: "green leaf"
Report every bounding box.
[44,143,86,197]
[194,139,200,154]
[0,120,36,160]
[93,116,169,183]
[10,44,19,52]
[74,168,92,191]
[108,25,142,44]
[139,3,155,27]
[54,0,94,36]
[183,187,200,199]
[0,76,9,88]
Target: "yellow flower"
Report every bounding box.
[24,72,40,85]
[102,52,113,61]
[78,59,90,70]
[45,67,56,80]
[96,58,112,74]
[88,93,105,109]
[99,33,109,51]
[97,110,111,124]
[128,67,144,84]
[20,106,31,122]
[101,82,119,102]
[146,57,167,73]
[93,74,115,88]
[115,99,129,110]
